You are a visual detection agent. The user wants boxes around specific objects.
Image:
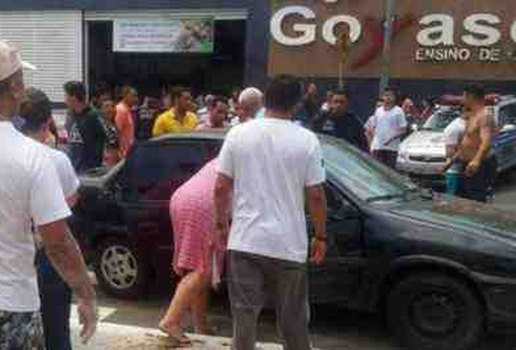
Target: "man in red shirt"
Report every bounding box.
[115,86,138,158]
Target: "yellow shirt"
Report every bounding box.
[152,109,198,137]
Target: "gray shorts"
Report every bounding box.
[0,310,45,350]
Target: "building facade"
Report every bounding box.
[0,0,269,102]
[2,0,516,119]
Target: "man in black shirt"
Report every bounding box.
[313,90,367,151]
[64,81,106,173]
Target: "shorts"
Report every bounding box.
[0,310,45,350]
[457,157,497,203]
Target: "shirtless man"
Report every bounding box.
[447,85,497,202]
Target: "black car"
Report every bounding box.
[71,132,516,350]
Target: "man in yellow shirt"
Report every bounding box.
[153,88,198,137]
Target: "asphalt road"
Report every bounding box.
[92,169,516,350]
[493,167,516,211]
[94,292,516,350]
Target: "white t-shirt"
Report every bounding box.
[218,118,326,263]
[443,117,467,147]
[0,122,71,312]
[370,106,407,151]
[49,148,80,198]
[364,115,376,132]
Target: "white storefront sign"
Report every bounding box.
[113,19,214,53]
[270,5,516,64]
[271,6,516,48]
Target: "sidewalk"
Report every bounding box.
[71,322,285,349]
[70,306,284,350]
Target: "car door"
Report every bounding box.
[308,182,366,305]
[120,140,208,286]
[496,103,516,170]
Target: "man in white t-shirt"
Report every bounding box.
[370,88,408,168]
[214,76,328,350]
[0,41,96,348]
[443,113,468,160]
[20,87,81,350]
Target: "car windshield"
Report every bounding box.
[321,137,418,202]
[421,108,461,131]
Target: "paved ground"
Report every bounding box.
[493,167,516,210]
[72,169,516,349]
[71,291,516,350]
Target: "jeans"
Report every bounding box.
[372,150,398,169]
[36,250,72,350]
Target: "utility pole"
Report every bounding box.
[379,0,395,96]
[337,28,350,90]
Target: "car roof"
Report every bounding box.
[147,129,341,147]
[150,130,228,143]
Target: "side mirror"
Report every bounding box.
[501,124,516,133]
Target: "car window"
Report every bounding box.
[326,184,348,216]
[125,142,206,202]
[321,137,418,202]
[422,108,461,131]
[202,140,223,161]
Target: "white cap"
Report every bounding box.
[0,40,36,82]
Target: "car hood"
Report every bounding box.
[79,161,125,189]
[400,131,445,155]
[391,197,516,244]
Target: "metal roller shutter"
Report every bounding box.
[0,11,83,103]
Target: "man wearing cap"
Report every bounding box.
[0,41,97,348]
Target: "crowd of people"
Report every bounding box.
[0,37,498,350]
[50,68,438,181]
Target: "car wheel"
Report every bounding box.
[94,237,148,299]
[387,273,484,350]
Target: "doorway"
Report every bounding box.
[86,19,246,98]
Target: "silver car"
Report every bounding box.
[397,96,516,185]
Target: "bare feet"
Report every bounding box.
[158,320,192,346]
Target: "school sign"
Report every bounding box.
[268,0,516,80]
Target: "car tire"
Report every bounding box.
[94,237,148,299]
[387,273,484,350]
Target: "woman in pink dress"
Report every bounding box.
[159,158,223,345]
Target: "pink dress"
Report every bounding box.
[170,159,221,281]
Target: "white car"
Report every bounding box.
[397,96,516,186]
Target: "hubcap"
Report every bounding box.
[410,291,462,336]
[100,245,138,290]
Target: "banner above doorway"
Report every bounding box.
[113,19,214,53]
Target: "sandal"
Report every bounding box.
[158,321,192,346]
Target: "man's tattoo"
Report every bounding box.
[43,231,95,300]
